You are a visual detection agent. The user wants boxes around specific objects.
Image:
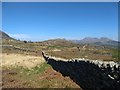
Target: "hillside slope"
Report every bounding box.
[0,31,13,39]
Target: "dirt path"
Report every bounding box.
[2,53,45,68]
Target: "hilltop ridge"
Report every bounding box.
[0,31,13,40]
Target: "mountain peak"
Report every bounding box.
[0,30,13,39]
[100,37,112,42]
[80,37,113,43]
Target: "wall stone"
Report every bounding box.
[42,52,120,90]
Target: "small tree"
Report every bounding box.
[24,40,27,43]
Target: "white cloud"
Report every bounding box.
[8,33,31,40]
[7,34,86,41]
[8,34,55,41]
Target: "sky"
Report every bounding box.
[2,2,118,41]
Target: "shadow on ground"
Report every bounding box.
[42,52,120,90]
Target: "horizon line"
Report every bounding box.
[8,37,118,42]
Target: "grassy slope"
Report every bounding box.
[2,62,80,88]
[2,38,120,61]
[2,38,119,88]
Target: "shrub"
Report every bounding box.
[24,40,27,43]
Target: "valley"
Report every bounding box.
[1,31,120,89]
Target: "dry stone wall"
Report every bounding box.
[42,52,120,90]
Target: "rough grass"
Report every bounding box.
[2,38,119,61]
[2,62,80,88]
[27,62,51,74]
[112,49,120,61]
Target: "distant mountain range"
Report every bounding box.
[1,31,119,48]
[71,37,112,43]
[70,37,119,48]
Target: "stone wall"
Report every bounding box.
[42,52,120,90]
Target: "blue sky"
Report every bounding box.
[2,2,118,41]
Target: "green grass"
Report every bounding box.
[112,50,120,61]
[2,62,51,85]
[47,45,69,49]
[30,62,51,74]
[3,62,80,88]
[20,62,51,75]
[3,62,51,76]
